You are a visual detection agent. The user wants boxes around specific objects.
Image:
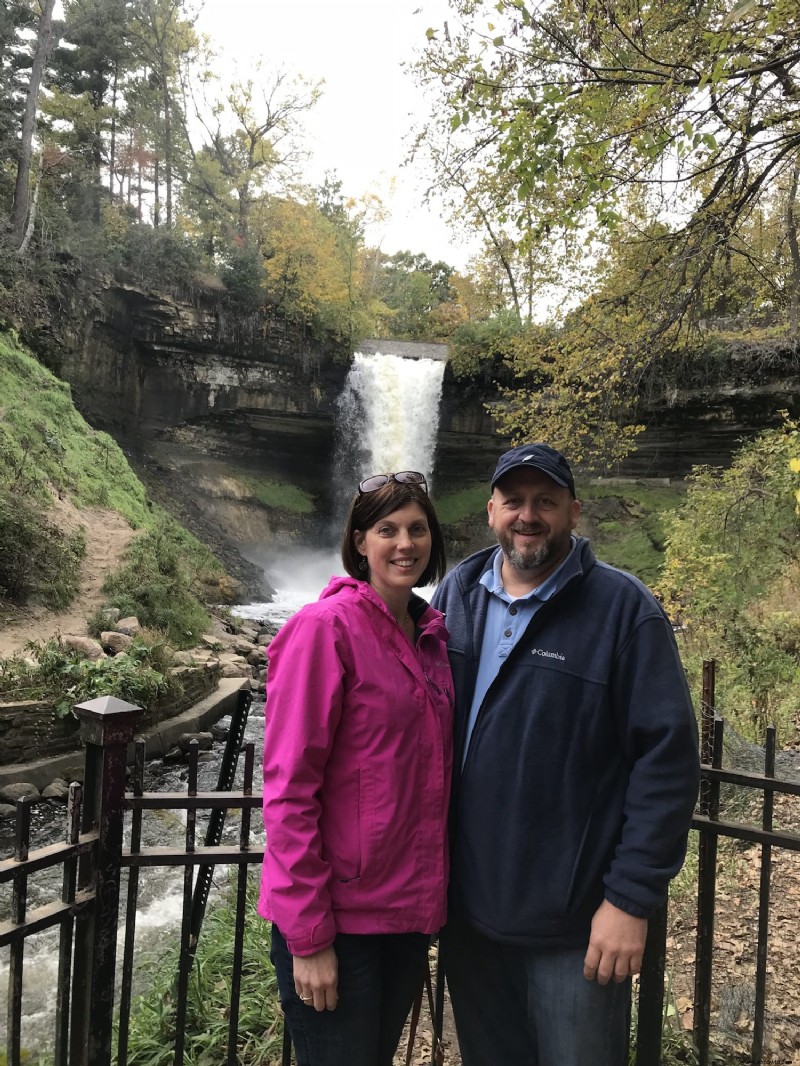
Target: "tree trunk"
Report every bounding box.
[16,153,44,257]
[785,162,800,333]
[8,0,57,250]
[109,65,119,197]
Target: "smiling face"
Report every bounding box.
[353,501,433,608]
[488,467,581,586]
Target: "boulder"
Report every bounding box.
[43,780,71,800]
[232,636,257,655]
[100,631,133,655]
[0,782,40,804]
[62,635,106,662]
[177,731,214,753]
[0,803,16,820]
[115,616,141,636]
[247,647,267,666]
[220,662,253,678]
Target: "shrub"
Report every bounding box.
[101,518,218,648]
[0,487,86,608]
[657,418,800,742]
[0,636,181,717]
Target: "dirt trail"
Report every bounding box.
[0,501,136,660]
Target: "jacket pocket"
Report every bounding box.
[324,769,363,883]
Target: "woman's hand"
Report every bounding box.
[293,946,339,1011]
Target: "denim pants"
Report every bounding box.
[441,919,631,1066]
[270,924,429,1066]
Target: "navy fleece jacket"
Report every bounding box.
[432,538,699,948]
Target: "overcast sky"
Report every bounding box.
[196,0,477,269]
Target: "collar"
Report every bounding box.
[479,538,577,602]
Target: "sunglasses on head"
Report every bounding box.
[358,471,428,494]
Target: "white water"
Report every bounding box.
[335,350,445,489]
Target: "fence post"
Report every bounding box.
[69,695,140,1066]
[636,902,668,1065]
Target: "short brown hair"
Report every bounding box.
[340,482,447,587]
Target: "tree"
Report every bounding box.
[369,250,457,339]
[127,0,197,227]
[183,67,320,244]
[7,0,57,248]
[418,0,800,328]
[414,0,800,463]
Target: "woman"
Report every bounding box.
[258,470,453,1066]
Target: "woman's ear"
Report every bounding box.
[353,530,365,553]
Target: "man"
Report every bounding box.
[431,443,699,1066]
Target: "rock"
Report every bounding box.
[247,647,267,666]
[200,633,223,649]
[210,723,229,741]
[62,635,106,661]
[173,649,214,665]
[218,652,247,664]
[115,616,141,636]
[0,804,16,820]
[100,631,133,655]
[43,780,71,800]
[221,663,253,678]
[0,782,40,804]
[177,731,214,753]
[249,677,263,693]
[163,746,184,764]
[232,636,257,655]
[100,607,121,624]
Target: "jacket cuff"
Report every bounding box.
[283,915,337,957]
[603,889,655,920]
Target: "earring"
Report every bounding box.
[358,555,368,572]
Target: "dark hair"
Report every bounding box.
[341,482,447,587]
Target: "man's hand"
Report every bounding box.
[293,946,339,1011]
[583,899,647,985]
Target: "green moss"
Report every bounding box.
[431,485,490,524]
[240,474,315,514]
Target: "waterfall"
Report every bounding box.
[334,349,446,493]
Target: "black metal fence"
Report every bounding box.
[2,663,799,1066]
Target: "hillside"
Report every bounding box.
[0,331,237,659]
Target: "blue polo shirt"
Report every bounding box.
[462,539,576,766]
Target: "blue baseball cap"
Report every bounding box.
[491,443,576,496]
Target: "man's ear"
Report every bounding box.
[487,497,495,529]
[570,499,582,530]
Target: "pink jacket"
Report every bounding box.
[258,576,453,956]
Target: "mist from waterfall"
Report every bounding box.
[237,347,446,622]
[334,350,445,494]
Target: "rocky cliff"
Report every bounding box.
[41,275,800,574]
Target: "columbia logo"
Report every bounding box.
[532,648,565,661]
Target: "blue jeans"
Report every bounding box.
[270,924,429,1066]
[441,919,631,1066]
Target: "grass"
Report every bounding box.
[122,877,284,1066]
[0,330,151,526]
[580,481,688,586]
[430,485,490,525]
[240,474,315,514]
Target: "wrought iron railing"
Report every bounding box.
[2,664,799,1065]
